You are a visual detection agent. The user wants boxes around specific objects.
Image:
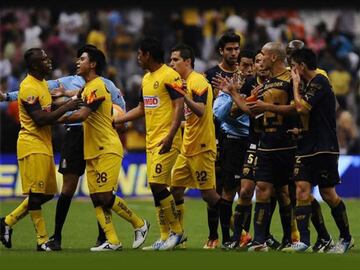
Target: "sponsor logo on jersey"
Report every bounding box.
[144,96,160,108]
[184,104,192,117]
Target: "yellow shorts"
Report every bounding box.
[18,154,57,195]
[86,153,122,194]
[172,151,216,190]
[146,146,179,186]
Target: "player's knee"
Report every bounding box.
[170,186,185,201]
[295,183,311,201]
[28,193,43,210]
[255,183,271,200]
[320,188,340,207]
[41,194,54,205]
[240,187,254,202]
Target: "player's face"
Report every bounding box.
[220,42,240,66]
[137,49,148,69]
[35,50,52,76]
[169,51,187,75]
[255,53,270,78]
[76,52,92,76]
[259,48,274,71]
[239,57,254,77]
[291,59,304,77]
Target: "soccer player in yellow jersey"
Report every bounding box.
[114,37,184,250]
[169,43,227,249]
[0,48,81,251]
[59,45,149,251]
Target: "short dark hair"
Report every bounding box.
[217,31,241,50]
[77,44,106,75]
[171,43,195,68]
[24,48,42,70]
[239,50,255,61]
[291,48,317,70]
[139,37,164,63]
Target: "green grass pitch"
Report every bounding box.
[1,198,359,270]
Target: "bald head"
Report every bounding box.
[286,40,305,65]
[262,42,286,62]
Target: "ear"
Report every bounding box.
[219,48,223,55]
[90,61,97,69]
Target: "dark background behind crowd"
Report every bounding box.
[1,6,360,154]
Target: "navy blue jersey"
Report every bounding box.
[296,74,339,156]
[257,69,297,151]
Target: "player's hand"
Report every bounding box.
[51,83,66,98]
[212,73,229,93]
[291,68,301,88]
[251,84,263,97]
[157,135,173,154]
[64,98,82,111]
[247,99,269,114]
[0,90,6,101]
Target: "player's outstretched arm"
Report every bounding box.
[0,90,18,102]
[114,102,144,124]
[24,98,82,127]
[58,106,91,124]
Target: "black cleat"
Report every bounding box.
[313,236,335,253]
[0,217,13,248]
[265,235,281,250]
[37,241,58,251]
[277,239,292,251]
[221,240,239,251]
[47,237,62,251]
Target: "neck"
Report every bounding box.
[29,71,44,81]
[148,62,163,73]
[271,62,286,78]
[182,69,193,80]
[83,72,98,83]
[304,70,317,82]
[219,60,237,72]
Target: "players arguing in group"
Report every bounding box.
[0,31,354,254]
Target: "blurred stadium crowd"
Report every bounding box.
[1,7,360,154]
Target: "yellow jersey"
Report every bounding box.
[182,71,216,156]
[17,74,53,159]
[141,64,184,150]
[82,77,123,159]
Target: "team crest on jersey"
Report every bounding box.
[184,104,192,118]
[243,168,250,176]
[153,81,159,89]
[144,96,160,108]
[26,95,38,104]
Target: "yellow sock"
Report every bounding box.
[111,196,144,228]
[159,194,182,234]
[29,210,48,245]
[291,207,300,242]
[176,202,184,230]
[5,197,29,226]
[95,207,120,245]
[156,206,170,241]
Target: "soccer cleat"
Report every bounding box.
[132,219,150,249]
[158,232,183,250]
[142,239,165,251]
[247,241,269,252]
[312,236,335,253]
[90,241,122,251]
[282,241,312,253]
[0,217,13,248]
[265,235,281,250]
[46,237,62,251]
[327,237,355,254]
[240,232,252,248]
[277,239,292,251]
[221,240,239,250]
[37,241,59,251]
[203,238,219,249]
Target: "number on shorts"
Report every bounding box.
[155,163,162,174]
[247,153,255,164]
[196,171,207,182]
[96,172,108,183]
